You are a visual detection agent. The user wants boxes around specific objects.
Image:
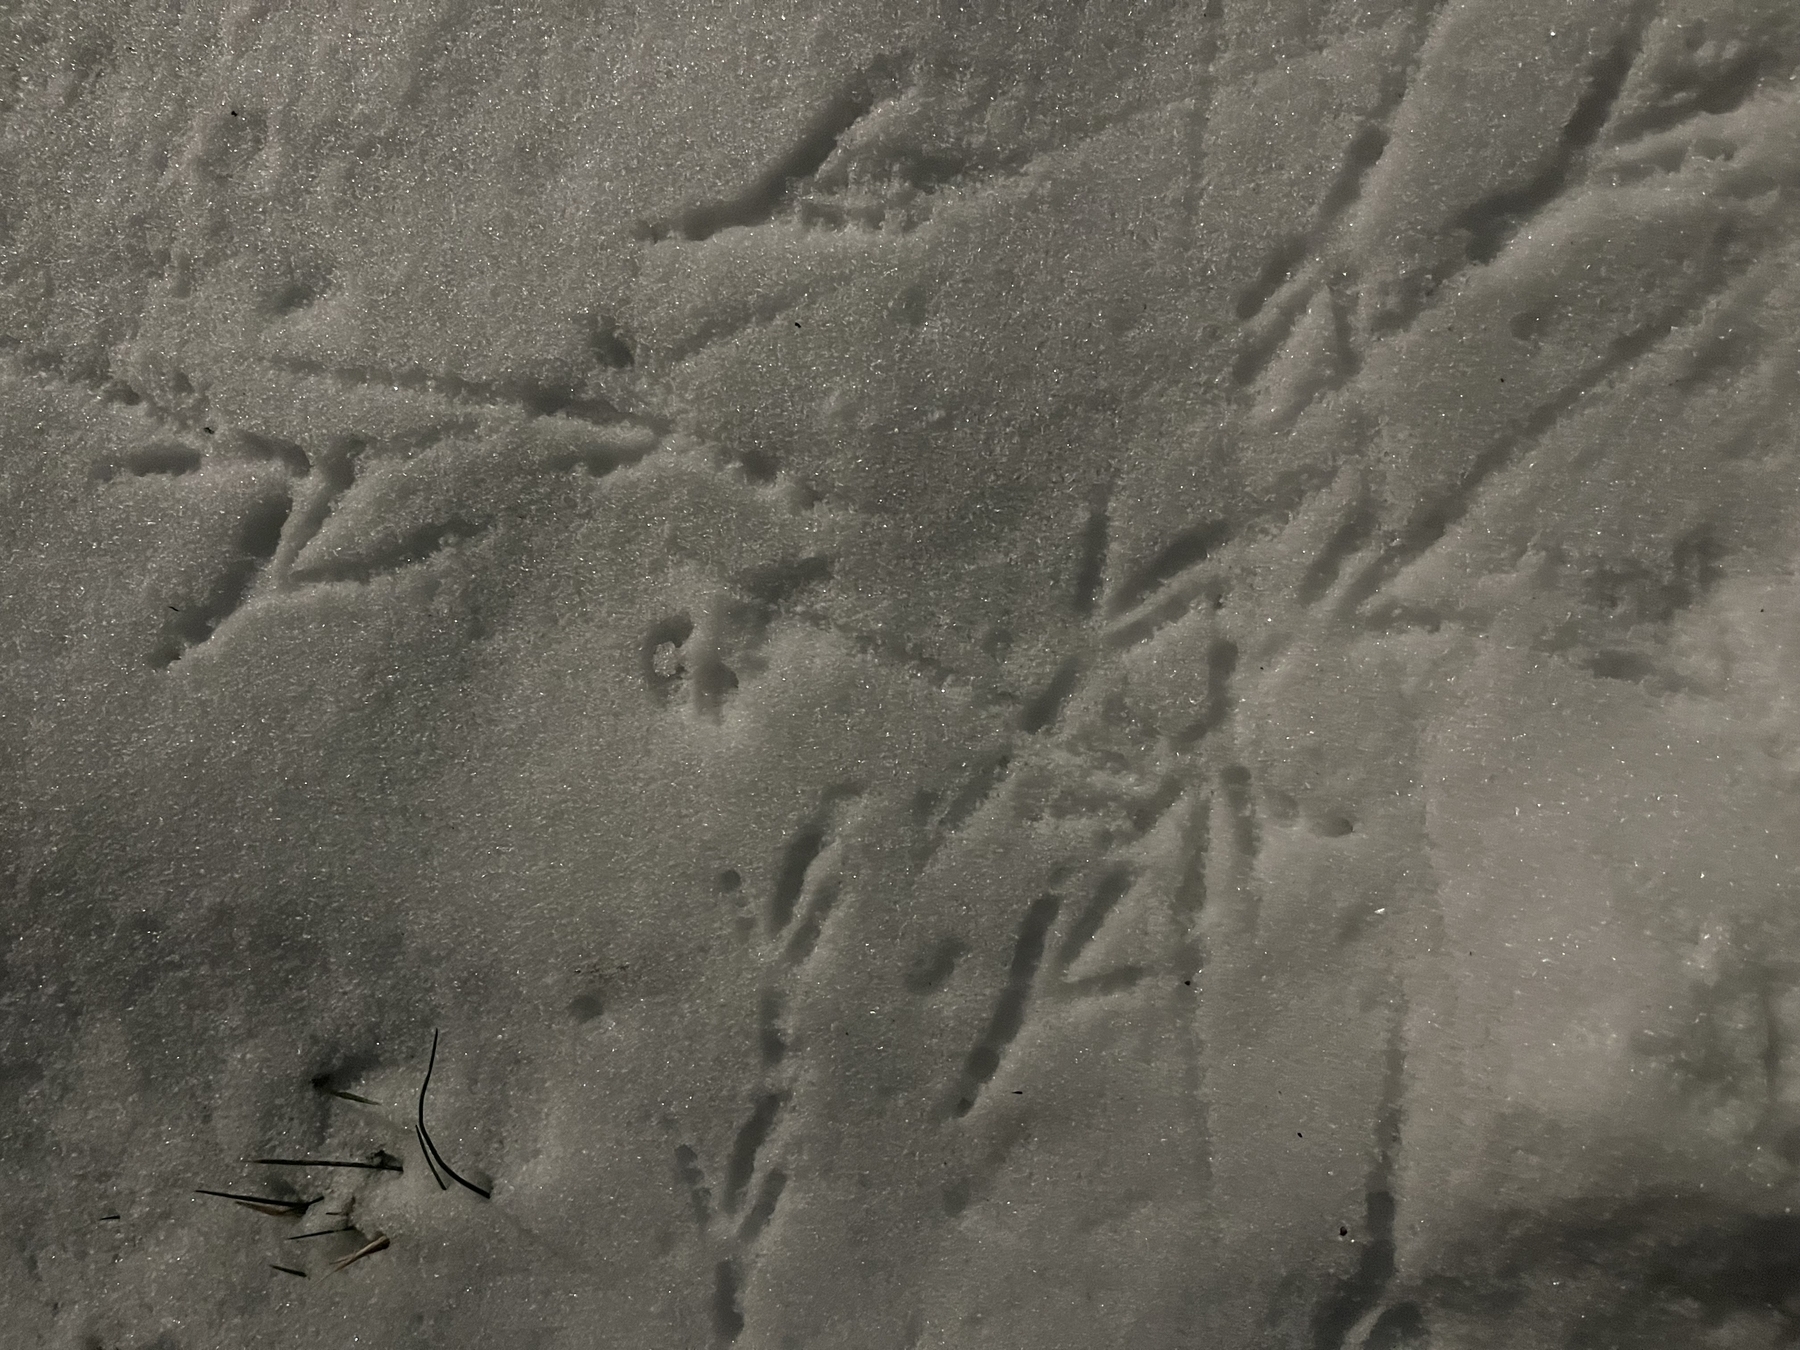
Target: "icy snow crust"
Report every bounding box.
[3,0,1800,1346]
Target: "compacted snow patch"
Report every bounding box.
[3,1,1800,1347]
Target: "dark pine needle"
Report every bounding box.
[194,1188,317,1212]
[416,1125,448,1191]
[417,1029,492,1200]
[311,1076,381,1106]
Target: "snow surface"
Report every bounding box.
[2,0,1799,1346]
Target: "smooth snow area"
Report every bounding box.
[3,1,1800,1347]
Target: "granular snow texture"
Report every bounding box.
[3,1,1800,1347]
